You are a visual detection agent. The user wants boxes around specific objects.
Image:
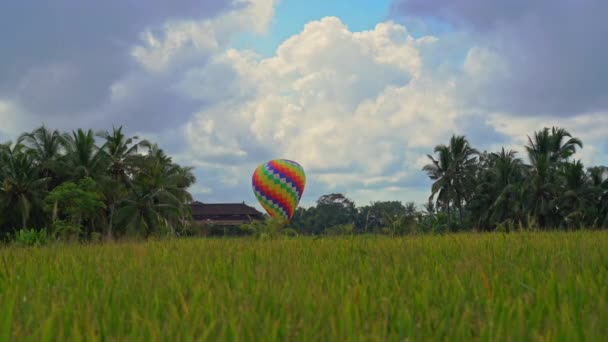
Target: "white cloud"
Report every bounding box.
[463,46,507,81]
[177,16,468,204]
[185,106,248,159]
[131,0,276,72]
[174,14,608,206]
[7,0,606,208]
[0,100,36,141]
[487,111,608,166]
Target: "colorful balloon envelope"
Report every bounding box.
[252,159,306,222]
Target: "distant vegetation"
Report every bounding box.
[288,126,608,234]
[423,126,608,231]
[2,125,607,244]
[0,126,195,242]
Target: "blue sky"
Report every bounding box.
[1,0,607,211]
[232,0,456,57]
[233,0,392,56]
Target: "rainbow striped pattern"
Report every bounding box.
[252,159,306,221]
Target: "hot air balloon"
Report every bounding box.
[252,159,306,222]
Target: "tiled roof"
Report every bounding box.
[190,201,263,216]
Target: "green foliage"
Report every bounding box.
[14,228,49,247]
[0,233,607,339]
[357,201,407,232]
[50,220,82,241]
[1,125,195,241]
[291,196,427,235]
[423,126,608,231]
[44,177,106,224]
[291,193,357,234]
[4,122,608,240]
[324,223,354,235]
[423,135,478,231]
[0,143,49,230]
[239,217,295,239]
[495,219,516,233]
[113,142,195,237]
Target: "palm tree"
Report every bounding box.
[524,153,559,228]
[587,166,607,188]
[525,127,582,165]
[549,127,583,162]
[60,129,107,180]
[115,144,195,236]
[524,127,583,228]
[488,148,526,225]
[423,135,478,230]
[466,148,526,230]
[18,125,63,184]
[97,126,142,238]
[0,125,198,239]
[0,143,49,230]
[585,166,608,227]
[97,126,141,183]
[557,160,593,229]
[423,144,454,230]
[114,185,182,236]
[448,135,479,224]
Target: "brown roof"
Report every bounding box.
[190,201,263,216]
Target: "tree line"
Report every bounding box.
[3,124,605,243]
[426,127,608,231]
[287,126,608,234]
[0,126,195,242]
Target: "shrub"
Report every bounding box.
[239,218,291,239]
[51,220,81,241]
[324,223,354,236]
[14,228,49,247]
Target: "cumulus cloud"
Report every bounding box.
[6,0,605,209]
[177,17,484,205]
[176,10,607,206]
[391,0,608,116]
[0,0,270,133]
[101,0,277,134]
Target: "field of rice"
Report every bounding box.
[1,232,607,340]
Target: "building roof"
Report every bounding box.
[190,201,264,216]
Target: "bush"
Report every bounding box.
[14,228,49,247]
[324,223,354,236]
[496,219,516,233]
[239,218,292,239]
[52,220,81,241]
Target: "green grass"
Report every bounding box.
[1,232,607,340]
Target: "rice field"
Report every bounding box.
[1,232,607,340]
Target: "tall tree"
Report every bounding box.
[557,160,592,229]
[586,166,608,227]
[423,144,454,230]
[448,135,479,224]
[97,126,142,238]
[311,193,357,233]
[488,148,526,226]
[114,143,195,236]
[524,127,582,227]
[0,143,49,230]
[98,126,141,183]
[423,135,477,230]
[60,129,107,180]
[18,126,63,184]
[357,201,407,232]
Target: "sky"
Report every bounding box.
[1,0,607,210]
